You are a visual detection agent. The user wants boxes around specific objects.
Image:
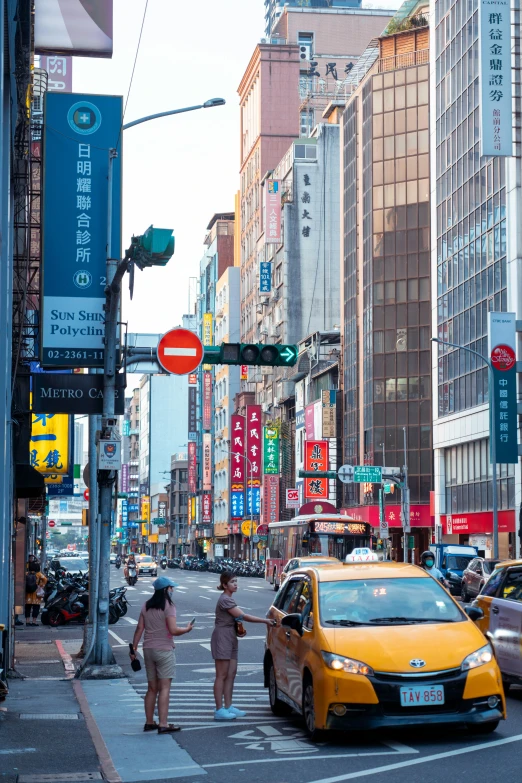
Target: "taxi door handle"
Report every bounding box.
[491,606,499,614]
[285,631,291,639]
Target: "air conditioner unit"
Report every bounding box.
[260,327,268,335]
[273,397,281,408]
[299,43,312,62]
[261,403,271,413]
[270,289,280,303]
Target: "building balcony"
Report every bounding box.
[377,47,428,74]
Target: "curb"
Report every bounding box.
[55,640,76,679]
[72,678,122,783]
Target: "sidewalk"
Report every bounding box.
[2,635,204,783]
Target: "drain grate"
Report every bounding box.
[19,713,80,720]
[18,775,102,782]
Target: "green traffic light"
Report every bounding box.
[130,225,175,267]
[202,342,298,367]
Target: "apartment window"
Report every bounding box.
[294,144,317,160]
[444,439,515,514]
[300,109,314,138]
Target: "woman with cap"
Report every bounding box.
[130,575,193,733]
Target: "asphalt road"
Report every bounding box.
[103,566,522,783]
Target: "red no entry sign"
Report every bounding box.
[157,328,204,375]
[83,489,89,501]
[48,520,56,528]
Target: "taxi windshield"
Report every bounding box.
[139,556,153,563]
[319,578,464,626]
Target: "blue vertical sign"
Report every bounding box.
[246,485,261,516]
[259,261,272,294]
[42,92,122,367]
[488,312,518,464]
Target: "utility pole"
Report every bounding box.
[401,427,410,564]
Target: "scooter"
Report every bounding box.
[115,558,121,569]
[160,558,167,570]
[126,564,137,586]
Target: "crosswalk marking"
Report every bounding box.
[123,617,138,625]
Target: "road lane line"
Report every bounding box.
[307,733,522,783]
[200,643,212,651]
[108,629,127,646]
[203,751,413,767]
[199,595,211,600]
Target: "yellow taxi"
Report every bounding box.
[470,559,522,691]
[279,556,340,588]
[264,562,505,739]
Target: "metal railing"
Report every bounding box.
[378,48,429,73]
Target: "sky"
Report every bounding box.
[72,0,397,341]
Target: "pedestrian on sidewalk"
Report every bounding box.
[25,560,47,627]
[130,575,194,734]
[211,570,277,721]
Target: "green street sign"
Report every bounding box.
[353,466,382,483]
[263,426,280,474]
[383,483,392,493]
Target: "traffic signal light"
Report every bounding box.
[128,225,175,267]
[203,343,298,367]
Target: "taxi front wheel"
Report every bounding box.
[303,676,325,742]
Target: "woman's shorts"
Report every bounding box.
[143,648,176,680]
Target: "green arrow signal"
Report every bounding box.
[281,346,297,364]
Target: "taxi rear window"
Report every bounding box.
[319,578,464,626]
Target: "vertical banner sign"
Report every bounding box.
[41,56,73,92]
[188,386,197,440]
[240,365,248,381]
[304,440,329,499]
[246,406,262,515]
[203,433,212,490]
[141,497,150,522]
[121,463,129,494]
[488,312,518,463]
[260,261,272,294]
[202,494,212,523]
[262,475,280,525]
[42,92,122,367]
[31,412,70,475]
[479,1,513,156]
[231,415,245,520]
[121,500,128,526]
[286,488,300,509]
[202,372,212,431]
[202,312,213,371]
[188,373,198,385]
[263,426,280,474]
[265,180,281,244]
[305,404,315,439]
[188,442,197,493]
[321,390,337,438]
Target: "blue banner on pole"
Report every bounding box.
[41,92,122,367]
[488,312,518,464]
[231,490,244,520]
[260,261,272,294]
[246,486,260,516]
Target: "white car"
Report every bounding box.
[345,547,379,563]
[110,553,117,564]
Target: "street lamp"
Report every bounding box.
[432,337,499,558]
[122,98,226,130]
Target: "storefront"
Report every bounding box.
[439,510,516,559]
[341,504,433,564]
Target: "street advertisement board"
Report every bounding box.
[478,0,512,156]
[41,92,122,367]
[202,493,212,524]
[188,442,197,493]
[263,426,280,474]
[262,475,280,526]
[202,312,213,371]
[304,440,329,499]
[121,463,129,494]
[35,0,113,58]
[286,488,299,509]
[246,406,262,515]
[31,412,70,475]
[41,56,73,91]
[260,261,272,294]
[188,386,197,441]
[231,415,245,520]
[32,372,125,414]
[321,389,337,438]
[202,372,212,431]
[264,180,281,244]
[488,311,518,463]
[203,433,212,490]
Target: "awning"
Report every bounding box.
[15,464,46,499]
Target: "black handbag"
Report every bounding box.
[129,643,142,671]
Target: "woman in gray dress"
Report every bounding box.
[211,570,277,721]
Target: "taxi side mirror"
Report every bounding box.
[464,605,484,622]
[281,613,303,636]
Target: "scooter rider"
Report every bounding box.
[125,553,137,581]
[160,556,167,570]
[420,550,449,589]
[115,554,122,569]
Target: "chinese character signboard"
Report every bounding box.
[41,56,73,92]
[264,180,281,244]
[263,426,280,474]
[188,373,197,385]
[188,386,197,440]
[31,412,70,475]
[240,365,248,381]
[488,311,517,463]
[304,440,329,499]
[202,372,212,431]
[246,406,262,515]
[202,313,213,346]
[203,433,212,490]
[321,390,337,438]
[202,493,212,523]
[260,261,272,294]
[262,475,280,525]
[478,1,513,156]
[121,463,129,494]
[41,93,122,367]
[230,415,245,519]
[188,442,197,494]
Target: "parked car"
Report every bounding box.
[50,557,88,576]
[264,561,505,739]
[461,558,503,602]
[468,560,522,691]
[429,544,479,595]
[110,553,117,564]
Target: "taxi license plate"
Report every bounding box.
[400,685,445,707]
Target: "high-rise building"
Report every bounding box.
[431,0,521,558]
[340,4,433,561]
[263,0,363,37]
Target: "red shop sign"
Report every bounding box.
[440,510,515,535]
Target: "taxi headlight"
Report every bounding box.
[461,643,494,672]
[321,651,374,676]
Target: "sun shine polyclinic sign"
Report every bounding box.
[41,92,122,367]
[479,0,513,156]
